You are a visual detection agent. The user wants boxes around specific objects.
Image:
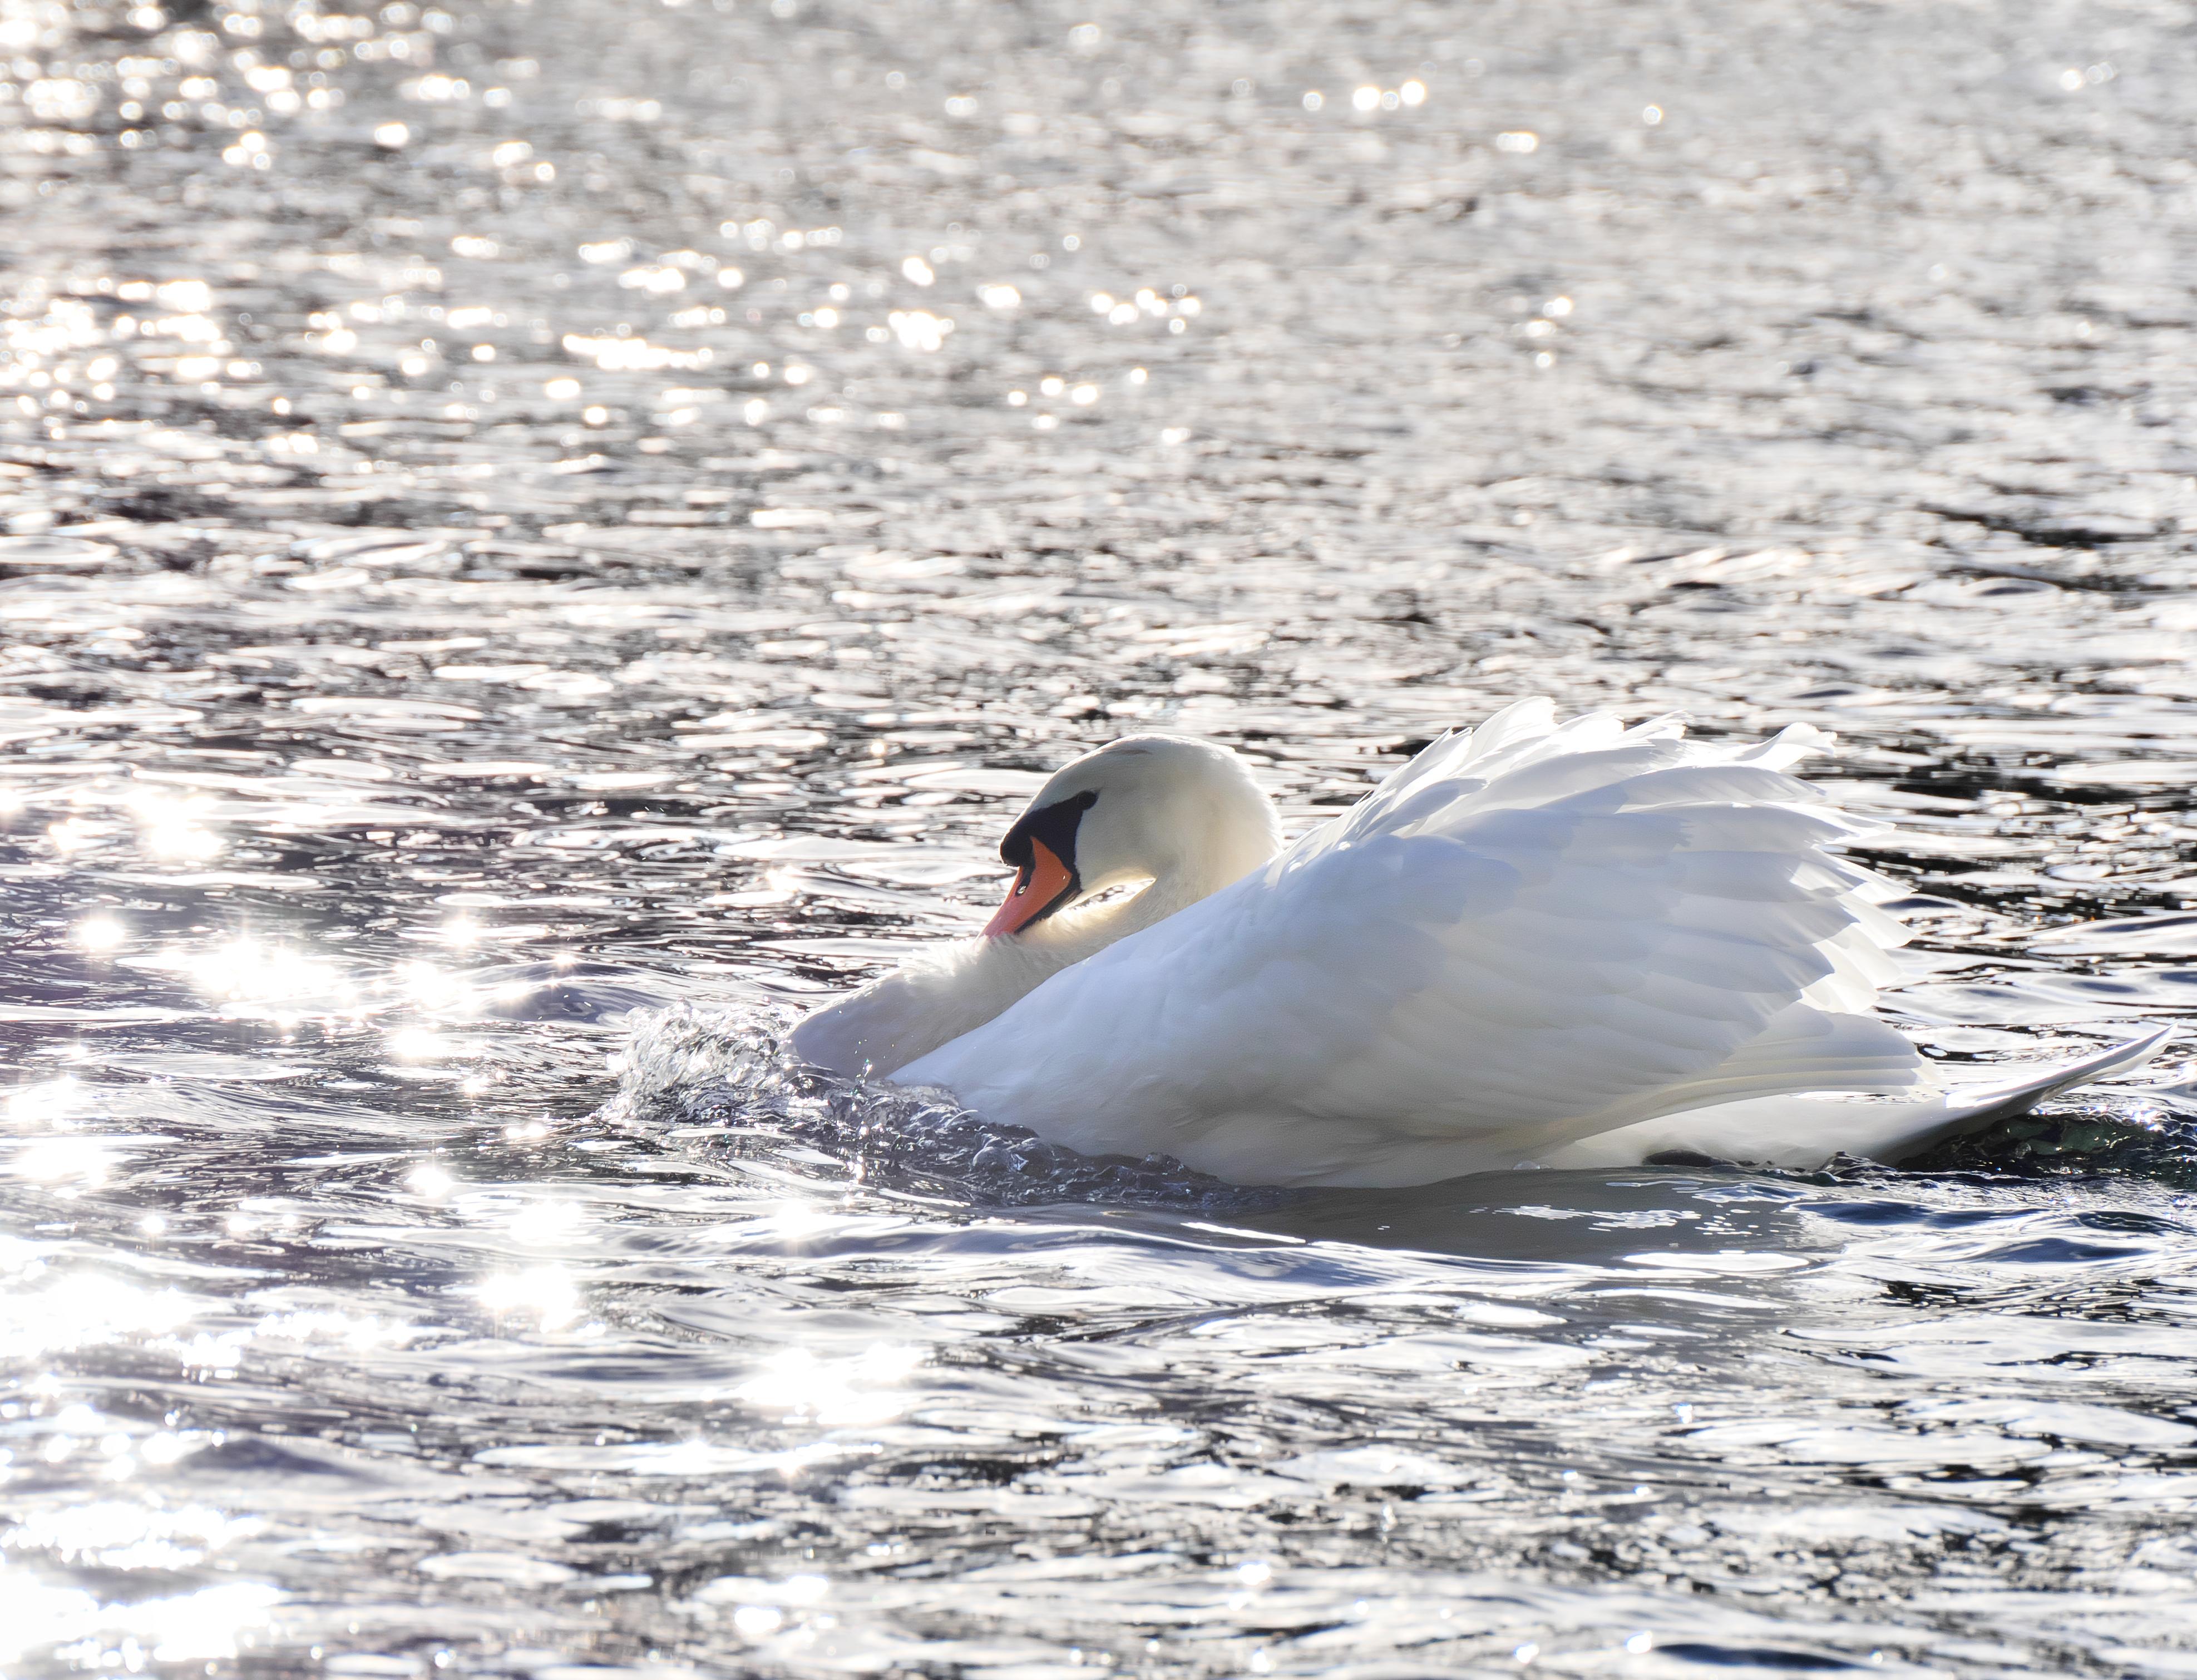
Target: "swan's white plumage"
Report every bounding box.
[808,700,2161,1187]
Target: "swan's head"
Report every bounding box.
[984,734,1282,938]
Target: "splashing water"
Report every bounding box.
[608,1004,1294,1211]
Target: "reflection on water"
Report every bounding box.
[1,0,2195,1673]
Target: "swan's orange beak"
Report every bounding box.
[985,838,1073,937]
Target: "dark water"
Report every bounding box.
[3,0,2196,1673]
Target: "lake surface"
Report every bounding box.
[3,0,2196,1673]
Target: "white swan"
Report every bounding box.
[788,700,2166,1187]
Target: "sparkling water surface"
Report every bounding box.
[3,0,2197,1673]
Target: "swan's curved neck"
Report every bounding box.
[791,877,1209,1082]
[788,769,1281,1082]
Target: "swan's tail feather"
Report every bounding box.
[1535,1026,2173,1170]
[1892,1025,2175,1155]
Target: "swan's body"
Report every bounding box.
[789,701,2164,1188]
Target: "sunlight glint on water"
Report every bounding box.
[0,0,2194,1674]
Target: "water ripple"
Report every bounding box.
[1,0,2194,1674]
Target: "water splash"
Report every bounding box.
[606,1004,1288,1212]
